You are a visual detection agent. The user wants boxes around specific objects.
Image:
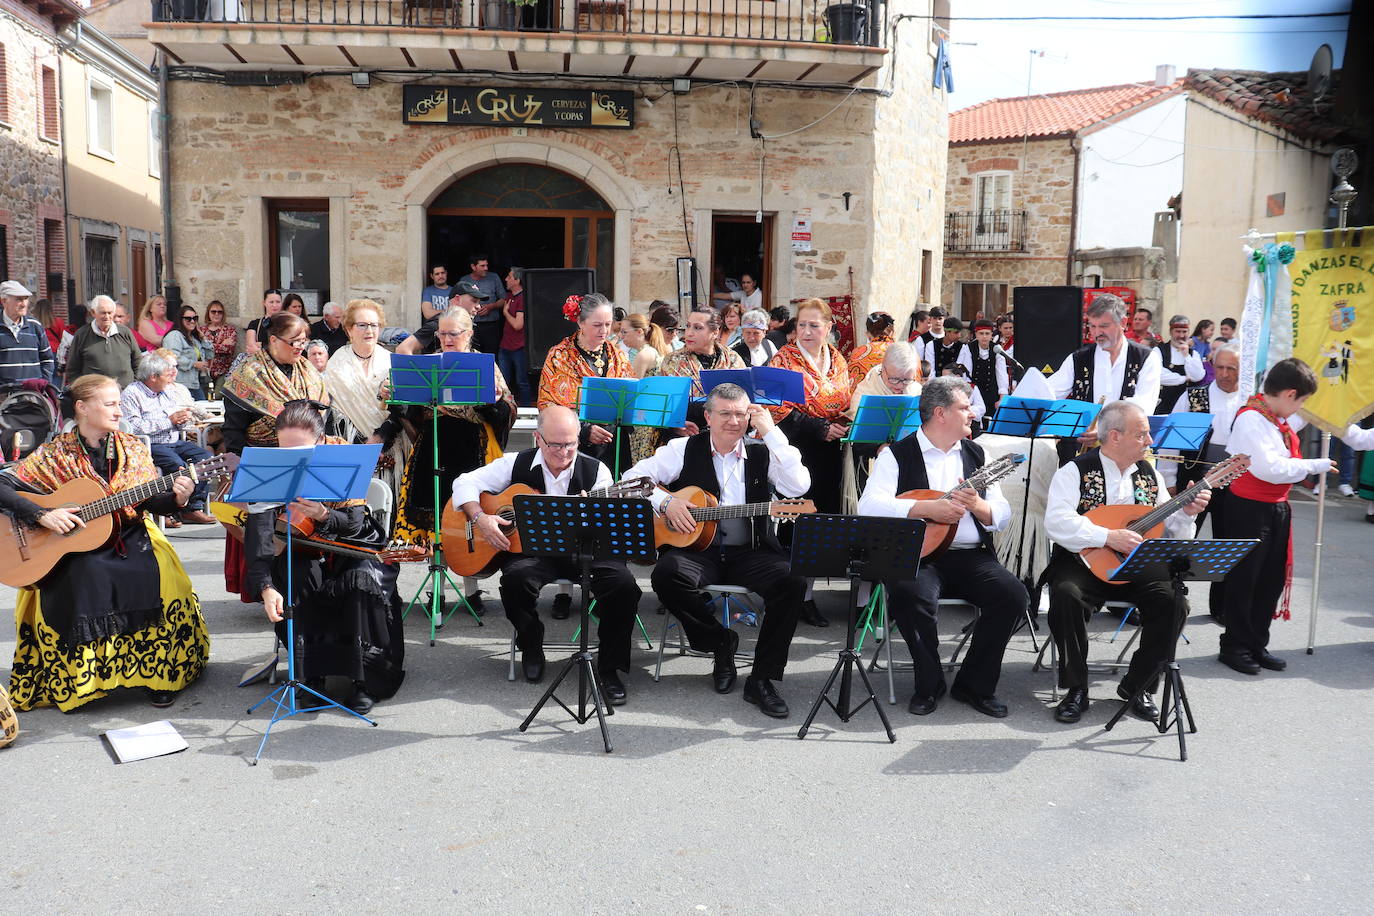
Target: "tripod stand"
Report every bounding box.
[1102,537,1257,762]
[513,494,656,753]
[794,515,926,743]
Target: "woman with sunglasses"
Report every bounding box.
[162,307,210,400]
[201,300,238,392]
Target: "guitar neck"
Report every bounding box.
[469,481,637,532]
[78,470,183,521]
[689,500,776,521]
[1129,477,1209,533]
[938,459,1012,501]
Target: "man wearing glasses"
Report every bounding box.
[622,383,810,719]
[452,405,641,703]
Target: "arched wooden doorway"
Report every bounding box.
[427,163,614,294]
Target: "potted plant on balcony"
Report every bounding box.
[823,3,869,45]
[483,0,536,30]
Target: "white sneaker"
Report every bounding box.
[1338,483,1355,498]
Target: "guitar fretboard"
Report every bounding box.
[689,500,778,521]
[471,482,634,532]
[937,457,1017,501]
[77,470,185,521]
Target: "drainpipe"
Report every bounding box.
[157,48,179,313]
[1066,135,1081,285]
[57,38,73,315]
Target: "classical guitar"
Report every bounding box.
[440,476,655,577]
[1079,453,1251,584]
[897,453,1026,559]
[651,486,816,550]
[0,454,239,588]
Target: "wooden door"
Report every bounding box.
[130,242,147,312]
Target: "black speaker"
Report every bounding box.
[524,268,596,371]
[1013,285,1083,375]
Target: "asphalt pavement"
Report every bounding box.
[2,495,1370,913]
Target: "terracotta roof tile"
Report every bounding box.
[949,81,1182,144]
[1183,68,1342,141]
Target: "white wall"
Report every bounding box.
[1075,93,1186,250]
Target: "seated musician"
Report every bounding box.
[245,401,406,715]
[452,405,641,703]
[857,376,1025,719]
[1043,400,1208,724]
[1,373,208,712]
[623,382,809,719]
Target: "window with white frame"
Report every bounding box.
[974,172,1012,213]
[148,104,160,177]
[87,73,115,160]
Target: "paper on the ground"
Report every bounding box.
[102,720,189,763]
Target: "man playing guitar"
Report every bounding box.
[452,406,641,703]
[857,376,1026,719]
[623,383,810,719]
[1043,400,1209,724]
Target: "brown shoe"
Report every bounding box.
[179,509,217,525]
[162,515,183,529]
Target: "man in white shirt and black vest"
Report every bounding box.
[968,318,1009,420]
[1043,401,1209,724]
[624,383,811,719]
[933,316,974,380]
[452,406,641,703]
[857,377,1026,718]
[1155,313,1206,413]
[1046,294,1163,463]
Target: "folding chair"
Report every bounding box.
[653,584,763,681]
[860,589,982,704]
[505,579,654,681]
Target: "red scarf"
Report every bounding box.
[1229,395,1297,620]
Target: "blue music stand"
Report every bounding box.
[233,443,382,766]
[696,367,805,406]
[1150,413,1213,451]
[389,351,497,641]
[1102,537,1258,762]
[578,376,691,477]
[844,395,922,444]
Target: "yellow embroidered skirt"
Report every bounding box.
[8,519,210,713]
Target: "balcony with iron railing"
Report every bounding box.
[146,0,888,84]
[944,210,1028,253]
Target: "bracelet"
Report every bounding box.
[660,497,674,515]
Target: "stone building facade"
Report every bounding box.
[0,0,80,313]
[146,0,949,348]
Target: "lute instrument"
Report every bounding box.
[896,452,1026,559]
[1079,453,1250,583]
[0,453,239,588]
[441,476,655,577]
[209,502,426,564]
[651,485,816,550]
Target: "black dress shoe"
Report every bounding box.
[1254,649,1287,671]
[599,671,627,706]
[908,693,938,716]
[743,677,789,718]
[1218,649,1261,675]
[1116,684,1158,721]
[799,599,829,628]
[463,591,485,617]
[950,684,1009,719]
[713,629,740,694]
[349,684,376,715]
[146,688,176,708]
[1054,687,1090,724]
[522,648,546,683]
[551,593,572,620]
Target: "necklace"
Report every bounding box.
[576,339,607,375]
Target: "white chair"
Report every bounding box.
[505,579,655,681]
[365,478,393,533]
[653,584,763,682]
[1032,600,1143,700]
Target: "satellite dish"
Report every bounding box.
[1308,44,1333,101]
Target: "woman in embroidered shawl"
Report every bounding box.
[245,401,404,715]
[324,299,414,510]
[537,293,634,475]
[221,312,330,454]
[2,374,208,712]
[846,311,897,388]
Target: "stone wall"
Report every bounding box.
[1073,246,1167,318]
[0,7,65,298]
[167,74,943,332]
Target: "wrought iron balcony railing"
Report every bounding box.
[944,210,1028,253]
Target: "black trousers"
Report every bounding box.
[651,545,803,681]
[150,440,211,510]
[882,546,1026,697]
[1219,495,1290,656]
[1204,487,1229,618]
[1046,550,1183,693]
[497,556,640,673]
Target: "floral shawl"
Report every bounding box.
[537,334,633,410]
[846,330,894,389]
[222,348,329,447]
[655,342,746,396]
[10,431,158,525]
[767,342,851,423]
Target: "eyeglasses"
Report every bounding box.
[182,315,198,323]
[540,439,578,452]
[885,374,918,386]
[208,310,224,316]
[352,322,380,331]
[437,330,469,340]
[274,335,310,349]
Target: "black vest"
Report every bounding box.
[970,346,1000,412]
[888,433,994,552]
[935,339,967,377]
[667,432,777,550]
[509,448,601,495]
[1068,341,1150,403]
[1154,341,1193,413]
[1071,449,1158,514]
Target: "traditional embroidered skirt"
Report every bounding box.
[8,519,210,712]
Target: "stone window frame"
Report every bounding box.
[86,69,117,162]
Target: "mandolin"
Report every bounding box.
[1079,453,1251,583]
[210,502,426,564]
[0,454,239,588]
[651,485,816,551]
[440,476,655,577]
[897,453,1026,559]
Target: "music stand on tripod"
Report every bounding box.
[793,514,927,743]
[513,494,656,753]
[388,351,497,645]
[232,441,384,766]
[578,375,690,479]
[1102,537,1258,762]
